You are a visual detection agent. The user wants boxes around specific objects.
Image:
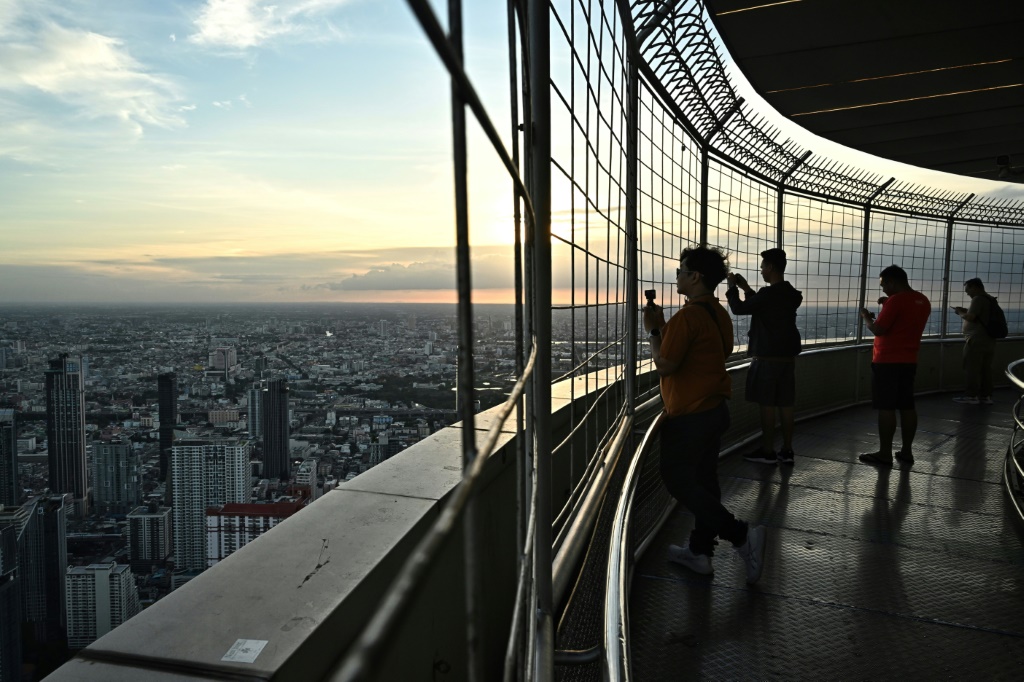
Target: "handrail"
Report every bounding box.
[335,340,538,682]
[1005,359,1024,393]
[1003,360,1024,524]
[552,409,632,608]
[603,408,664,681]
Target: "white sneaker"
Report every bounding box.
[952,395,979,405]
[667,544,713,575]
[736,525,767,584]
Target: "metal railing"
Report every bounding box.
[1004,360,1024,523]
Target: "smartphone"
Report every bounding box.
[644,289,656,304]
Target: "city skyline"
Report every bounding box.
[2,0,1023,305]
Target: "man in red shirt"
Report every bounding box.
[857,265,931,467]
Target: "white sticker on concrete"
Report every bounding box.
[221,639,268,663]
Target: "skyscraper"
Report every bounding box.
[247,385,263,438]
[171,440,250,573]
[65,562,140,649]
[157,373,178,482]
[45,355,88,516]
[0,495,70,647]
[91,441,141,516]
[0,523,21,682]
[261,379,290,480]
[0,408,17,508]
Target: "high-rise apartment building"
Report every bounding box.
[0,408,17,507]
[45,355,88,516]
[126,505,172,574]
[91,441,141,516]
[205,501,303,567]
[0,523,21,682]
[247,385,263,438]
[65,562,140,649]
[171,440,250,573]
[261,379,290,480]
[157,373,178,482]
[0,495,69,646]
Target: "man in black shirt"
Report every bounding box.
[726,248,803,465]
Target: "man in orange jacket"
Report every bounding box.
[643,245,767,583]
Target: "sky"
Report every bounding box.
[0,0,519,303]
[1,0,1022,304]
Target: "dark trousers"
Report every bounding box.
[963,336,995,397]
[659,401,747,555]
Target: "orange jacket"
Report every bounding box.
[659,295,733,416]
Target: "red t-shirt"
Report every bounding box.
[872,290,931,363]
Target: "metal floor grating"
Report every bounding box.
[629,389,1024,680]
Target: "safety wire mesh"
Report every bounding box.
[705,157,777,352]
[784,193,866,344]
[866,211,948,337]
[549,0,633,543]
[394,0,1024,677]
[636,77,701,366]
[947,224,1024,335]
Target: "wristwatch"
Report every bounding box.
[648,327,661,339]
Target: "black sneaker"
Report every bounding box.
[778,449,795,465]
[744,450,777,465]
[894,449,914,464]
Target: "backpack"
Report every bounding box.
[983,295,1008,339]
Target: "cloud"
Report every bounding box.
[189,0,353,50]
[0,8,186,137]
[0,246,522,303]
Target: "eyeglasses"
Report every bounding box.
[676,268,697,278]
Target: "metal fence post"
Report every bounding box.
[527,0,553,677]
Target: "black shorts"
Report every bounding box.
[745,357,796,407]
[871,363,917,410]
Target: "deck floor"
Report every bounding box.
[629,389,1024,680]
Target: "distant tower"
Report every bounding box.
[91,441,141,516]
[247,385,263,438]
[171,440,250,573]
[261,379,290,480]
[45,355,88,516]
[65,562,140,649]
[157,373,178,482]
[0,407,17,507]
[379,320,389,338]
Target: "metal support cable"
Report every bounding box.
[503,462,538,682]
[446,0,484,672]
[699,145,709,246]
[506,0,530,677]
[334,342,538,682]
